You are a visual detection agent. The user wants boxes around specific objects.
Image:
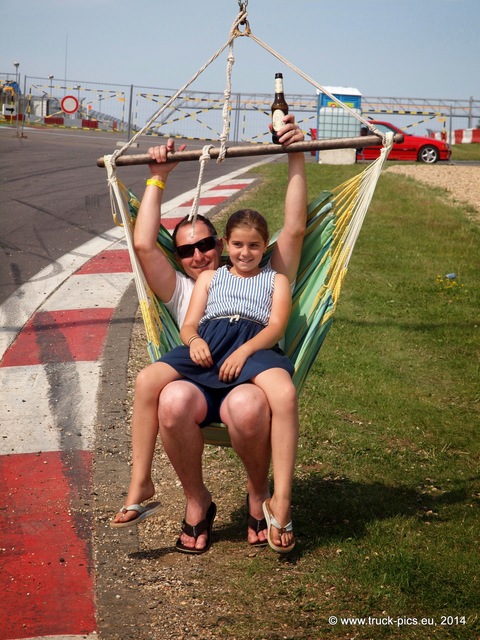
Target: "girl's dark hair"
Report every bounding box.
[225,209,269,243]
[172,214,217,248]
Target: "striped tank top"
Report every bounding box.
[200,265,276,327]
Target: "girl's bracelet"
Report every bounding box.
[187,334,201,346]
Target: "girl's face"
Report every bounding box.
[225,226,268,276]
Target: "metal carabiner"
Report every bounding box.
[234,1,251,35]
[238,0,248,25]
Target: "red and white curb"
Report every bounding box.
[0,172,256,640]
[160,176,257,230]
[430,127,480,145]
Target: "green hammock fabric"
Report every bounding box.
[117,140,395,446]
[125,182,351,446]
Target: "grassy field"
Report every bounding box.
[213,159,479,639]
[451,143,480,161]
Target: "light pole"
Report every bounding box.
[13,61,20,134]
[74,85,82,118]
[48,74,54,116]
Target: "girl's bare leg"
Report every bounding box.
[220,384,271,544]
[253,369,299,549]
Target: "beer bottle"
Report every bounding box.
[271,72,289,144]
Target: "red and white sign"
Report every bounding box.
[60,95,79,114]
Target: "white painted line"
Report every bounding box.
[173,205,223,217]
[0,362,101,455]
[41,273,134,312]
[208,186,254,197]
[161,157,273,215]
[0,228,124,359]
[0,159,267,359]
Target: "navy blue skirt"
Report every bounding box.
[159,317,294,389]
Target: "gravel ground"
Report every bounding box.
[385,164,480,220]
[92,162,480,639]
[94,289,259,640]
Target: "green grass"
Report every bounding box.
[216,161,479,639]
[451,142,480,161]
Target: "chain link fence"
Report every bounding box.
[1,72,479,143]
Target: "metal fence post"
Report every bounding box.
[127,84,133,140]
[233,92,241,142]
[449,106,453,144]
[20,75,27,138]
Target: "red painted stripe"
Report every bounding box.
[0,451,96,638]
[162,217,184,230]
[76,248,132,274]
[1,308,114,367]
[180,196,230,207]
[211,183,249,190]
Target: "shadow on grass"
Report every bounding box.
[127,475,476,561]
[290,474,476,552]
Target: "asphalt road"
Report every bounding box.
[0,125,263,305]
[0,124,274,639]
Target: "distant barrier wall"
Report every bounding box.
[1,74,479,143]
[430,128,480,144]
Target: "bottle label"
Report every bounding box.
[272,108,285,131]
[275,78,284,93]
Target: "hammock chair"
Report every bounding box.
[100,1,395,447]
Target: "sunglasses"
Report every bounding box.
[175,235,218,259]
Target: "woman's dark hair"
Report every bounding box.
[225,209,269,243]
[172,214,217,248]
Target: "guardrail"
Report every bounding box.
[1,73,478,143]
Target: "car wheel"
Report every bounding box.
[418,145,439,164]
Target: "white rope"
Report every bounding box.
[245,31,386,142]
[339,132,395,269]
[104,2,392,265]
[112,7,248,164]
[103,7,249,254]
[217,8,248,162]
[109,3,386,165]
[187,144,214,235]
[103,154,150,306]
[218,46,235,162]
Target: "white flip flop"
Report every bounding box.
[110,501,162,528]
[262,499,295,554]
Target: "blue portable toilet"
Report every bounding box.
[315,86,362,164]
[316,86,362,139]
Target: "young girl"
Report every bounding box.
[112,209,299,554]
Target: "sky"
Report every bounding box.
[1,0,479,100]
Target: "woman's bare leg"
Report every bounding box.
[158,380,212,551]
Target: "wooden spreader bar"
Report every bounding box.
[97,134,403,167]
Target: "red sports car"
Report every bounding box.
[358,120,451,164]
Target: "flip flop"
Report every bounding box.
[175,502,217,555]
[110,501,162,528]
[262,499,295,554]
[246,495,268,546]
